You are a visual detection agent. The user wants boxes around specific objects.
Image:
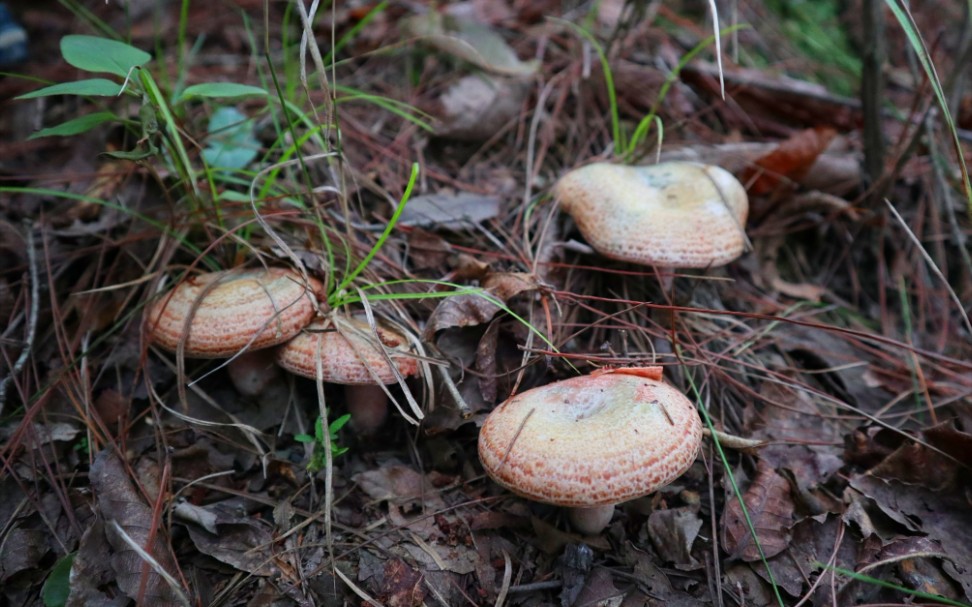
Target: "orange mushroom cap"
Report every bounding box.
[275,316,418,385]
[478,367,702,508]
[147,268,320,358]
[553,162,749,268]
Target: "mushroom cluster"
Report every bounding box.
[478,366,702,534]
[146,267,421,432]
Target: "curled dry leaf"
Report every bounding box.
[423,271,539,337]
[721,459,794,562]
[402,13,538,77]
[182,503,277,577]
[742,127,838,195]
[647,507,703,570]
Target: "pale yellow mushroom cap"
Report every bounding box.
[147,268,320,358]
[275,316,418,385]
[553,162,749,268]
[478,367,702,507]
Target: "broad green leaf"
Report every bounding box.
[201,106,259,170]
[41,553,75,607]
[28,112,117,139]
[16,78,123,99]
[180,82,268,100]
[60,35,151,78]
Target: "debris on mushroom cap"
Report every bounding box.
[276,316,419,385]
[553,162,749,268]
[147,268,320,358]
[477,367,703,507]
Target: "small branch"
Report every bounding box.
[0,222,39,415]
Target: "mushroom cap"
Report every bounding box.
[275,316,419,385]
[477,367,702,507]
[553,162,749,268]
[147,268,320,358]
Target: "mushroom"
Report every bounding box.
[477,366,702,535]
[553,161,749,279]
[147,267,321,358]
[275,315,420,433]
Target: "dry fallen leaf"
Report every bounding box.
[399,191,502,229]
[423,271,538,337]
[721,459,794,562]
[743,127,838,195]
[88,450,186,606]
[378,558,426,607]
[647,506,703,570]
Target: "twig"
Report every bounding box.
[0,222,39,415]
[861,0,886,185]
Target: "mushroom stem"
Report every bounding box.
[568,505,616,535]
[227,350,280,397]
[345,384,389,433]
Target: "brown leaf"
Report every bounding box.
[353,463,446,512]
[423,271,538,337]
[862,421,972,491]
[88,451,186,606]
[847,473,972,602]
[721,460,794,561]
[424,292,502,337]
[380,558,426,607]
[647,507,703,570]
[182,503,277,576]
[743,127,837,195]
[481,271,538,302]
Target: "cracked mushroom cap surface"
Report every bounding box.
[554,162,749,268]
[147,267,320,358]
[276,316,419,384]
[478,367,703,507]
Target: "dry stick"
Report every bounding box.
[494,549,513,607]
[861,0,886,185]
[0,222,38,415]
[435,362,472,418]
[311,316,337,574]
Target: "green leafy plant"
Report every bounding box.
[16,34,268,214]
[41,553,74,607]
[294,413,352,472]
[554,19,746,160]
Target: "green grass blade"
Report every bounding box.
[884,0,972,216]
[330,163,420,304]
[626,24,749,159]
[684,368,786,607]
[819,564,971,606]
[552,17,622,154]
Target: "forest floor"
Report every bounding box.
[2,1,972,606]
